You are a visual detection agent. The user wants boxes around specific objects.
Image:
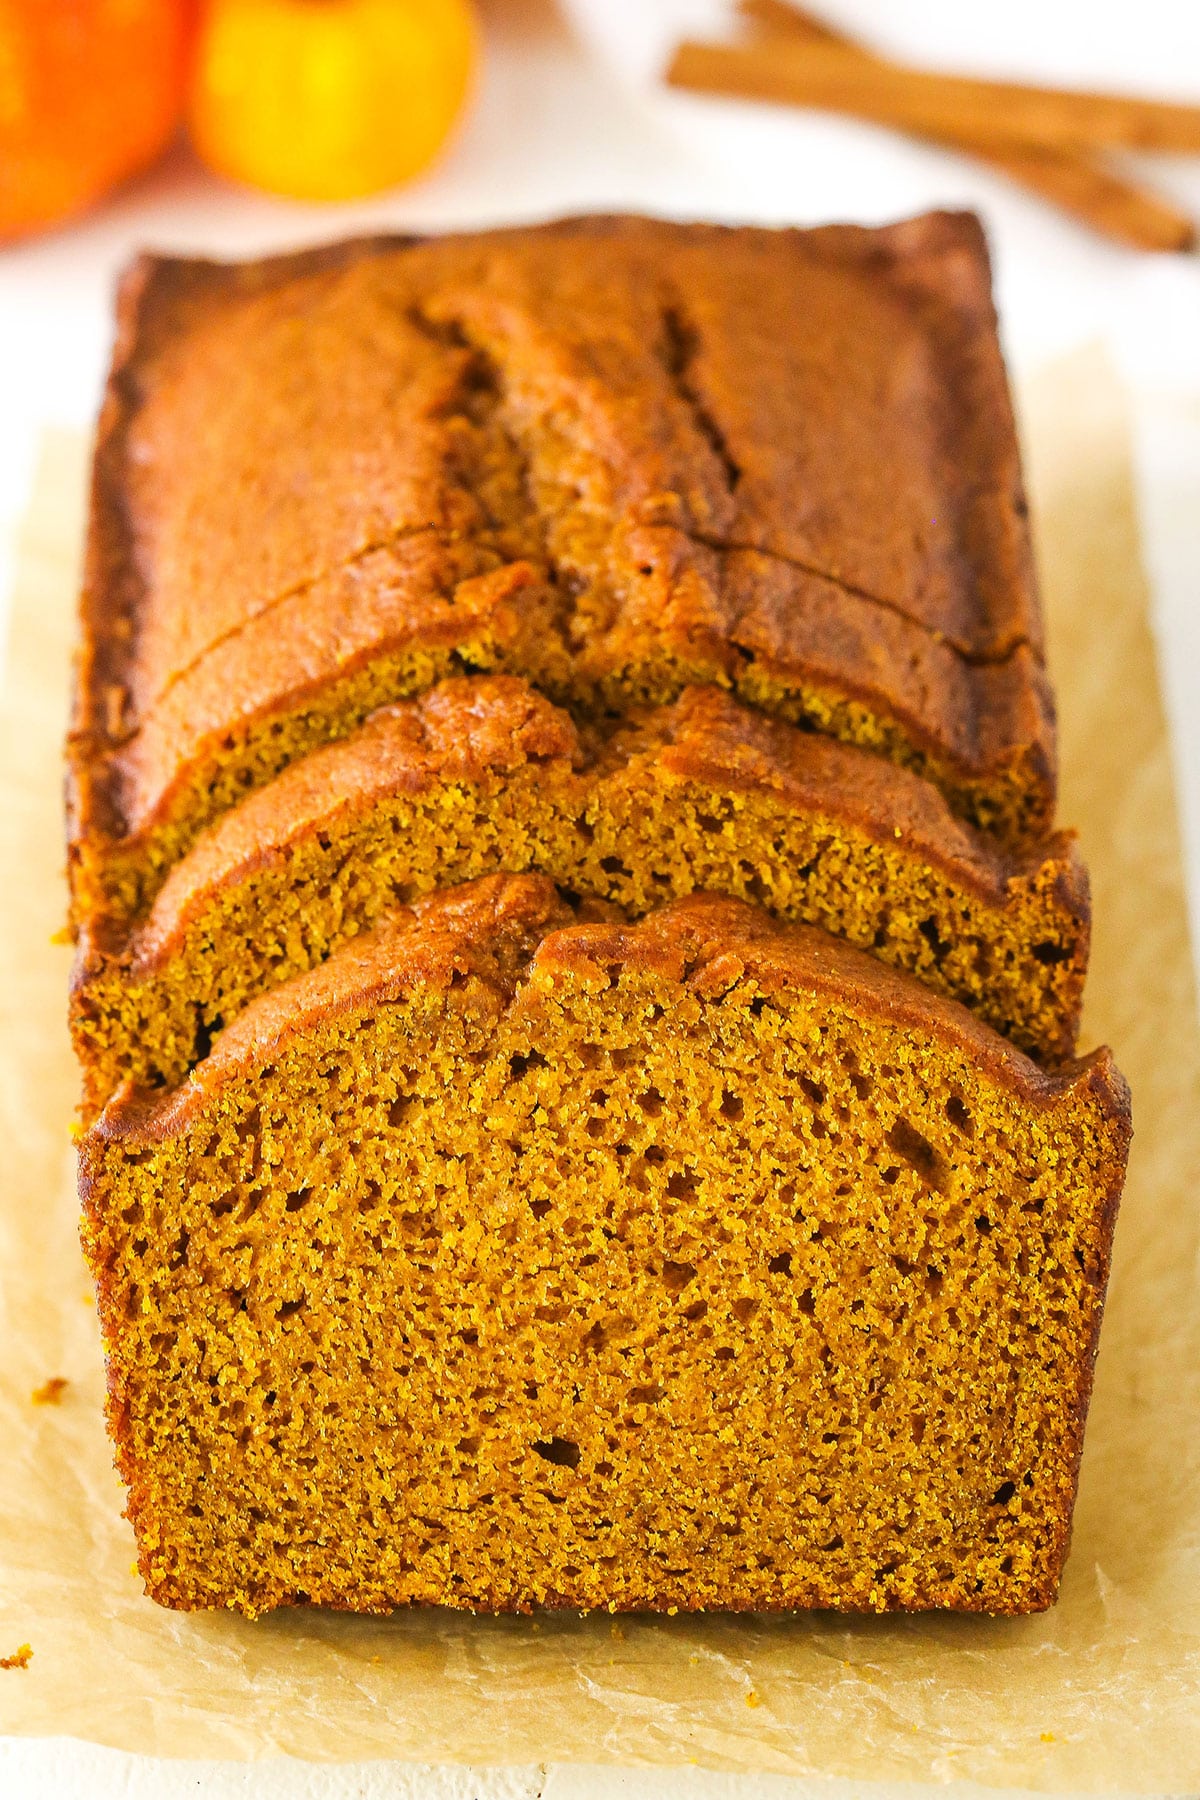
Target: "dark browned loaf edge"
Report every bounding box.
[66,209,1057,923]
[79,877,1130,1615]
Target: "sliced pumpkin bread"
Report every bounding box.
[71,679,1087,1114]
[80,874,1129,1618]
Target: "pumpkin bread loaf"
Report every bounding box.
[68,211,1055,928]
[73,212,1125,1620]
[71,677,1087,1111]
[79,874,1130,1618]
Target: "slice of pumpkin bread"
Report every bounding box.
[80,874,1130,1619]
[70,678,1088,1112]
[69,211,1055,927]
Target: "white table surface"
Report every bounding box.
[1,1,1197,1791]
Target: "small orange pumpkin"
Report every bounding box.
[188,0,479,202]
[0,0,190,242]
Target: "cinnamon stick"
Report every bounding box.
[733,0,1195,252]
[739,0,845,49]
[666,36,1200,156]
[958,141,1195,251]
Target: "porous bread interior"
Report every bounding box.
[84,954,1119,1618]
[77,646,1047,933]
[735,665,1049,845]
[73,747,1084,1114]
[72,641,473,924]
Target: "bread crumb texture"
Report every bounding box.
[71,679,1087,1116]
[80,878,1129,1618]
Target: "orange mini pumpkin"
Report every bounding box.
[189,0,479,201]
[0,0,189,242]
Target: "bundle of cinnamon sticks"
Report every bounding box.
[666,0,1198,251]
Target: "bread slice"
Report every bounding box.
[68,212,1054,927]
[80,874,1129,1618]
[70,679,1087,1113]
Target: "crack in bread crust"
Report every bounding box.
[69,214,1055,931]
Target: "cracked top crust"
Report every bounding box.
[71,211,1054,882]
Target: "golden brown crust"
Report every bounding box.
[90,874,1124,1150]
[68,211,1055,916]
[70,235,425,746]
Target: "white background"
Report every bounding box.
[1,0,1197,1791]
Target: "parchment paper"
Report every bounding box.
[1,350,1197,1785]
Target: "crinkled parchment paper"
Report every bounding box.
[0,350,1197,1784]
